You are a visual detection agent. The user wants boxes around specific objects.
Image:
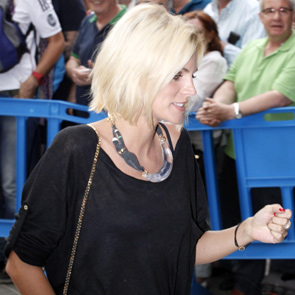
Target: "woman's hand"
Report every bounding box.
[249,204,292,244]
[196,204,292,265]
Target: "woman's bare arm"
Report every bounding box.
[196,204,292,265]
[6,251,55,295]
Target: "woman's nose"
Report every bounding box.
[184,78,197,97]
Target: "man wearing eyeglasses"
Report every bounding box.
[196,0,295,294]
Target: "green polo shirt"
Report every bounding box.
[224,32,295,159]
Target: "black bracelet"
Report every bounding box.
[234,222,249,251]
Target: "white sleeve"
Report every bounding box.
[223,44,241,68]
[13,0,62,39]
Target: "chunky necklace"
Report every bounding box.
[107,114,173,182]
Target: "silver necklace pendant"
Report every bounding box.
[108,115,173,182]
[142,133,173,182]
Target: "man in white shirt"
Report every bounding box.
[0,0,64,97]
[0,0,64,282]
[204,0,266,66]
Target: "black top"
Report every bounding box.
[6,124,210,295]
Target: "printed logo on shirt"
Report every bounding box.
[38,0,50,11]
[47,14,57,27]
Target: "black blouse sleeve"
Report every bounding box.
[5,125,98,266]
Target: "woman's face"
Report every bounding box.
[152,54,197,125]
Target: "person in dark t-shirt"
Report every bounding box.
[66,0,127,107]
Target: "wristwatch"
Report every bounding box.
[32,71,45,85]
[233,102,242,119]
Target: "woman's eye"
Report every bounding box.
[192,73,197,79]
[173,73,183,80]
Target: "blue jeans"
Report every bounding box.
[0,94,16,219]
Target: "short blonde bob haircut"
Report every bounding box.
[90,3,204,127]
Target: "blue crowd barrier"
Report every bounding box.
[186,108,295,259]
[0,98,106,237]
[0,98,294,260]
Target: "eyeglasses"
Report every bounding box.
[262,7,293,17]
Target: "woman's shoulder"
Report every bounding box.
[55,124,95,139]
[48,124,98,154]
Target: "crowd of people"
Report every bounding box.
[0,0,294,294]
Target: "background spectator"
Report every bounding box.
[204,0,267,66]
[66,0,126,108]
[185,10,227,113]
[185,10,227,161]
[26,0,87,175]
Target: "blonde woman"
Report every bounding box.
[5,4,292,295]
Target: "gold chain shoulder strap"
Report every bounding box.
[63,124,101,295]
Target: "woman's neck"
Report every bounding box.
[112,116,159,159]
